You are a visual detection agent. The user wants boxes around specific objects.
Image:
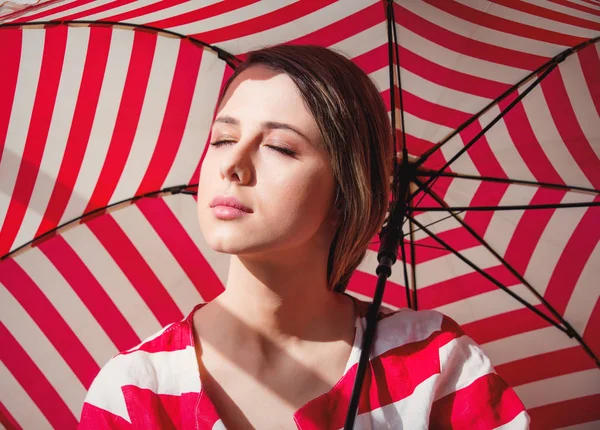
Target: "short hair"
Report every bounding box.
[219,45,393,292]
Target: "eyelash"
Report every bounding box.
[210,140,297,158]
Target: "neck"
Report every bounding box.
[199,244,352,365]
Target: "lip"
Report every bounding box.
[209,195,253,220]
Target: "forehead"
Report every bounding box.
[216,66,320,139]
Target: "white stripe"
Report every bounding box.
[410,211,462,242]
[481,326,579,366]
[61,28,133,226]
[417,245,500,288]
[0,29,44,230]
[0,286,86,417]
[0,0,79,22]
[479,105,537,181]
[170,0,297,35]
[435,335,495,400]
[557,420,600,430]
[84,346,200,422]
[559,53,600,160]
[402,0,568,54]
[513,368,600,409]
[563,240,600,334]
[212,420,227,430]
[111,34,179,201]
[401,110,454,144]
[162,194,230,285]
[61,224,162,339]
[369,65,492,115]
[435,284,542,326]
[116,0,220,26]
[213,0,379,55]
[525,0,600,21]
[458,0,598,38]
[111,203,203,314]
[13,247,119,366]
[350,374,437,430]
[81,0,162,21]
[493,411,530,430]
[40,0,116,21]
[524,192,594,296]
[356,247,407,287]
[13,26,89,250]
[484,184,538,256]
[329,20,386,60]
[165,49,224,186]
[395,23,528,85]
[371,309,444,360]
[519,82,592,188]
[565,0,600,11]
[0,361,52,430]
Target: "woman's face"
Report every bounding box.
[197,65,337,256]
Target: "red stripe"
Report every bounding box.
[459,120,510,237]
[528,394,600,430]
[493,0,600,31]
[347,269,408,309]
[496,346,597,387]
[380,88,472,130]
[295,326,460,429]
[462,305,555,345]
[542,63,600,189]
[503,188,565,276]
[86,213,183,326]
[102,0,188,22]
[396,44,510,100]
[430,373,525,429]
[500,91,564,185]
[583,295,600,356]
[59,0,137,20]
[78,402,132,429]
[83,29,157,215]
[37,235,141,352]
[136,197,224,301]
[578,44,600,118]
[0,26,67,256]
[548,0,600,17]
[147,0,259,29]
[188,65,234,186]
[0,259,100,387]
[418,265,517,309]
[34,26,112,240]
[135,39,202,195]
[190,0,337,45]
[428,0,588,47]
[0,28,21,165]
[394,2,548,71]
[0,323,78,429]
[0,400,22,430]
[290,2,385,47]
[544,200,600,314]
[0,0,62,21]
[14,0,95,22]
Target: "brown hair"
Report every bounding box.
[220,45,393,292]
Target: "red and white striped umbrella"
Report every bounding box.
[1,1,599,429]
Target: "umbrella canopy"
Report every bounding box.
[1,1,599,429]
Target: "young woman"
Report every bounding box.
[79,45,529,429]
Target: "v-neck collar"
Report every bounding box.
[185,293,365,429]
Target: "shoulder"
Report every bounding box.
[80,307,202,425]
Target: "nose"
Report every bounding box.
[218,140,254,185]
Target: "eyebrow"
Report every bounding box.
[213,115,312,143]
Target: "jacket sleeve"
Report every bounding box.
[429,315,530,429]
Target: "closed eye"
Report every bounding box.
[267,145,296,158]
[209,140,235,147]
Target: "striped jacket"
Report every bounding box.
[78,297,529,429]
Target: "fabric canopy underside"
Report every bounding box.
[0,1,599,429]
